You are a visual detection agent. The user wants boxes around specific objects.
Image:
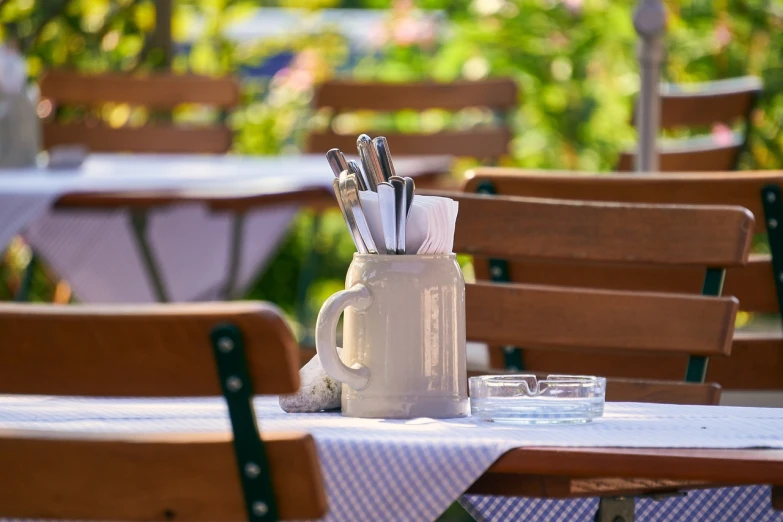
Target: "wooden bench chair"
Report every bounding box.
[449,190,754,404]
[307,78,518,162]
[462,169,783,400]
[21,71,243,304]
[0,301,327,521]
[40,70,241,154]
[618,76,762,171]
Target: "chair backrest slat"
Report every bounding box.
[40,70,241,109]
[604,379,722,405]
[313,79,518,112]
[466,369,722,405]
[44,123,233,155]
[617,141,743,172]
[467,253,774,314]
[657,77,762,130]
[40,70,240,154]
[710,332,783,390]
[451,192,753,266]
[0,432,326,521]
[466,282,737,356]
[464,169,776,229]
[621,76,762,171]
[0,302,300,396]
[308,129,512,158]
[307,78,517,159]
[502,333,783,394]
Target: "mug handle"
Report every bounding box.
[315,283,372,391]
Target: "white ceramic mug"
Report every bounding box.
[316,253,469,418]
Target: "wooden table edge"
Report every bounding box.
[54,186,334,211]
[470,447,783,505]
[483,446,783,484]
[53,172,445,212]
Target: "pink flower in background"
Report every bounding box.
[368,0,436,49]
[391,16,436,47]
[392,18,421,46]
[714,22,732,48]
[393,0,415,12]
[712,123,734,146]
[271,51,319,94]
[563,0,583,14]
[370,24,389,48]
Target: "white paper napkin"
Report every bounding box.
[359,191,458,254]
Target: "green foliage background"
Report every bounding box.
[2,0,781,337]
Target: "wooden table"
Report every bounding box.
[11,153,450,303]
[468,447,783,518]
[1,394,780,521]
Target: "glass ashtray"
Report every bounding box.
[469,374,606,424]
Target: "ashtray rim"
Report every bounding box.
[469,373,606,397]
[468,374,607,424]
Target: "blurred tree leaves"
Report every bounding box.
[6,0,781,168]
[3,0,783,334]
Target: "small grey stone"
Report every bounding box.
[279,347,342,413]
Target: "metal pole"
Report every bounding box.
[632,0,667,172]
[152,0,173,69]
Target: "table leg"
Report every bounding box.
[435,501,478,522]
[130,210,169,303]
[222,212,246,300]
[595,497,635,522]
[295,213,323,346]
[14,253,37,302]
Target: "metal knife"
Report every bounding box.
[377,182,397,255]
[356,134,385,191]
[373,136,396,182]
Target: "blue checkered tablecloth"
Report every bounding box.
[461,485,780,521]
[1,396,782,522]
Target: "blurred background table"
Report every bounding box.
[0,153,450,303]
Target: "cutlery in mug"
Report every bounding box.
[326,148,349,178]
[404,177,415,218]
[356,134,385,191]
[390,177,406,254]
[340,173,379,254]
[373,136,396,182]
[347,159,370,192]
[377,182,397,255]
[333,175,367,254]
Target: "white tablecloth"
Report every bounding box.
[2,396,782,521]
[0,154,450,302]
